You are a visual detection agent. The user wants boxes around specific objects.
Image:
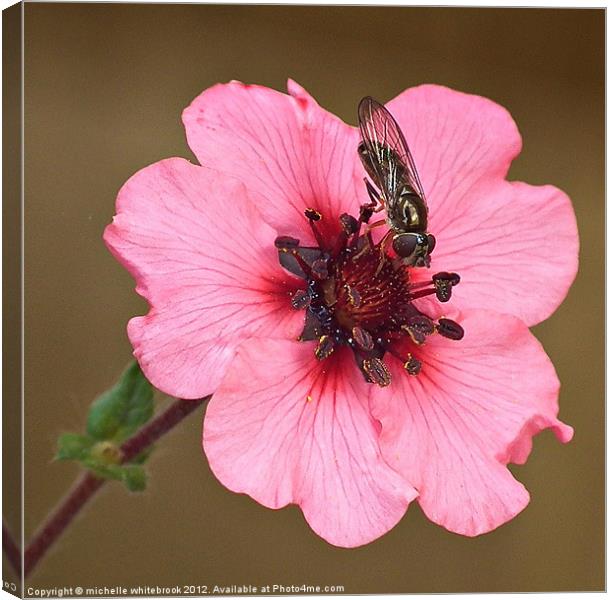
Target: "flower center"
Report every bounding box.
[276,209,463,387]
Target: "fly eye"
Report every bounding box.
[427,234,436,254]
[392,233,419,259]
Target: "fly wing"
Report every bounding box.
[358,97,427,207]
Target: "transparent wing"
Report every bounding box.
[358,96,427,206]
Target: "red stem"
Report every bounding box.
[3,521,21,578]
[22,396,208,579]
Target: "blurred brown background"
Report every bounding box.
[15,4,603,593]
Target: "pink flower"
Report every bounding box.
[104,80,578,547]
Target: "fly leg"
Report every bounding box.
[362,218,386,247]
[351,218,388,262]
[359,179,383,224]
[373,230,394,276]
[352,178,385,246]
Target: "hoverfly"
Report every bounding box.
[357,96,436,267]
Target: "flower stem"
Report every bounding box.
[23,396,208,579]
[24,473,104,579]
[3,521,21,578]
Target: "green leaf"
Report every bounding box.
[56,433,93,461]
[55,362,154,493]
[122,465,147,492]
[82,460,147,492]
[86,361,154,442]
[81,459,123,481]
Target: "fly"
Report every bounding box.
[357,96,436,267]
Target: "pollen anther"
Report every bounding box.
[404,354,422,376]
[362,357,392,387]
[291,289,311,310]
[352,326,374,351]
[304,208,322,221]
[315,335,335,360]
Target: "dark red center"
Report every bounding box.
[276,209,463,386]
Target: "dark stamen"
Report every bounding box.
[311,258,330,279]
[437,318,464,340]
[315,334,335,360]
[352,326,374,351]
[339,213,359,235]
[291,289,311,310]
[304,208,322,222]
[433,272,460,302]
[276,207,464,384]
[404,354,422,376]
[408,314,435,335]
[408,272,460,303]
[298,310,323,341]
[278,245,325,279]
[274,235,300,249]
[362,357,392,387]
[345,285,362,308]
[305,208,326,250]
[283,249,317,279]
[402,324,426,345]
[433,272,461,286]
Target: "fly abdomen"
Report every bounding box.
[390,188,428,232]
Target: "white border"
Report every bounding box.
[0,2,607,600]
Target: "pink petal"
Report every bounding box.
[370,309,573,537]
[203,339,417,547]
[387,85,578,326]
[182,79,362,242]
[104,158,302,399]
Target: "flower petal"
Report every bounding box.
[104,158,302,399]
[182,79,362,241]
[412,181,579,326]
[203,339,417,547]
[387,85,578,326]
[387,84,522,197]
[370,309,573,536]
